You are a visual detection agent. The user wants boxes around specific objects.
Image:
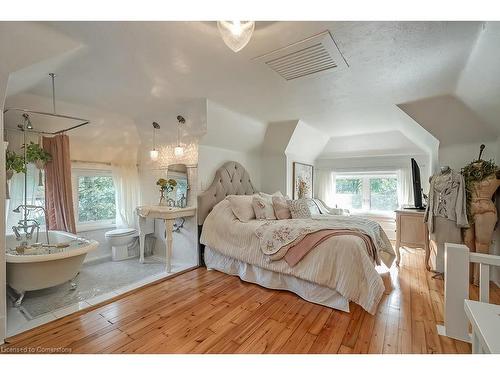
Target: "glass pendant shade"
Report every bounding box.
[174,146,184,157]
[217,21,255,52]
[150,149,159,161]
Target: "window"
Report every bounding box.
[335,173,398,214]
[72,168,116,230]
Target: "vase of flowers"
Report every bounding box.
[156,178,177,206]
[296,178,309,199]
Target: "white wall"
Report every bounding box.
[197,145,262,192]
[285,120,330,198]
[260,121,297,196]
[438,141,498,171]
[203,100,266,153]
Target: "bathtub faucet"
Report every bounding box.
[12,205,50,244]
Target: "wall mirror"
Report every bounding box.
[166,164,189,207]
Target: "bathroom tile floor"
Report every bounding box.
[6,258,193,337]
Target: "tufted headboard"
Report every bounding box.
[197,161,257,225]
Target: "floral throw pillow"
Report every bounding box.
[287,198,320,219]
[252,196,277,220]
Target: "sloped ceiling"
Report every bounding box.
[397,95,497,146]
[201,100,266,152]
[320,130,426,158]
[456,22,500,134]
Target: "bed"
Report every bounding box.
[198,161,395,314]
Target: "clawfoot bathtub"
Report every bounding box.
[6,230,98,306]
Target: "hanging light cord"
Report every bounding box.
[49,73,56,114]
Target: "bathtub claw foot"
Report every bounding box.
[14,292,25,307]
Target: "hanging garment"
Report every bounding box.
[424,169,469,233]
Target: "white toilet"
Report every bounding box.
[105,228,139,261]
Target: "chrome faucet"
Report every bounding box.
[12,205,50,244]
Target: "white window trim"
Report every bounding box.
[72,166,117,232]
[335,172,398,215]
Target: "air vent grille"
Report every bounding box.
[254,31,348,81]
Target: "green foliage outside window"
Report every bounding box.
[78,175,116,223]
[336,178,362,194]
[370,177,398,211]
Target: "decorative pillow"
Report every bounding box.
[252,196,276,220]
[272,196,291,219]
[226,195,256,222]
[259,191,284,203]
[287,198,320,219]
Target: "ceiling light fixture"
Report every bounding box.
[150,121,160,161]
[217,21,255,52]
[22,113,33,130]
[174,115,186,158]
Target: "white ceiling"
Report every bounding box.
[5,21,498,157]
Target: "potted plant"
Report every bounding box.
[24,141,52,186]
[25,141,52,166]
[156,178,177,206]
[5,150,26,199]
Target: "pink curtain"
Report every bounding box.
[43,134,76,234]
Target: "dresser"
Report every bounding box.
[395,209,430,270]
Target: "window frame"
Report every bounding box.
[72,167,117,232]
[335,172,398,215]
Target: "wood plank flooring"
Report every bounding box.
[2,247,499,354]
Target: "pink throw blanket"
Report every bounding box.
[283,229,378,267]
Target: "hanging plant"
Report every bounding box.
[6,150,26,174]
[23,142,52,187]
[461,158,499,223]
[5,150,26,199]
[23,142,52,165]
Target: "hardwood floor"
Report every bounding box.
[2,248,499,354]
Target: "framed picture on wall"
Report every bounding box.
[293,162,314,199]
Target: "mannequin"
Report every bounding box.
[462,153,500,284]
[424,165,468,274]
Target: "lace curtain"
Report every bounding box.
[315,169,335,207]
[397,167,414,208]
[112,164,141,229]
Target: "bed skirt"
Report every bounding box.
[204,246,350,312]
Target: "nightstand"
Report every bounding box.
[395,209,430,270]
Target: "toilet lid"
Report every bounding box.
[106,228,138,237]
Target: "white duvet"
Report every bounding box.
[200,199,390,314]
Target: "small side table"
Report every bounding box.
[395,209,430,269]
[464,299,500,354]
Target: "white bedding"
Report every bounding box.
[200,199,389,314]
[204,246,350,312]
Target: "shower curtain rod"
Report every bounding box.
[3,107,90,135]
[71,159,112,166]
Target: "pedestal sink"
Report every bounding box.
[136,206,196,272]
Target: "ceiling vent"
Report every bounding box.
[253,31,348,81]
